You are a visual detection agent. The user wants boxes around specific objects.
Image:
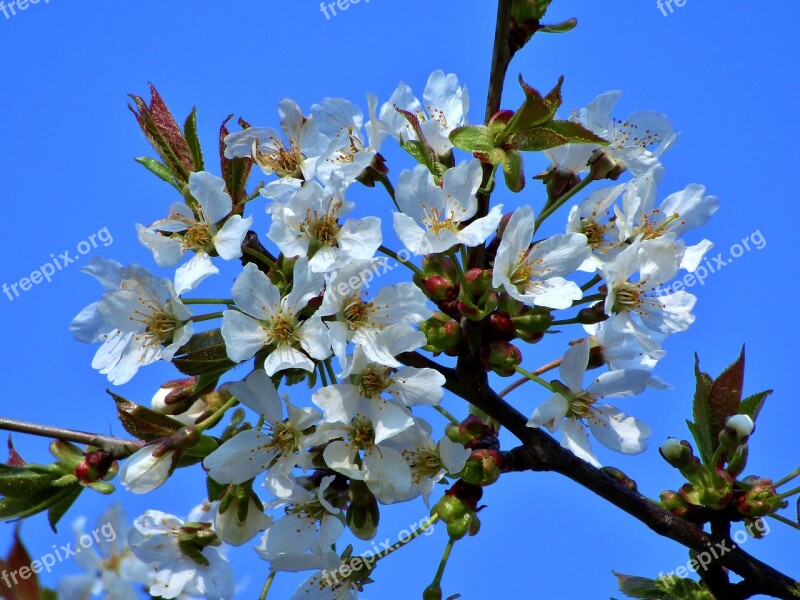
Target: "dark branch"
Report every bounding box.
[399,351,799,599]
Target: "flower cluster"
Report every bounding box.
[66,68,717,598]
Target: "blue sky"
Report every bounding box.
[1,1,798,598]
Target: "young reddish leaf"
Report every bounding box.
[219,115,254,209]
[0,528,41,600]
[708,346,745,440]
[6,436,25,467]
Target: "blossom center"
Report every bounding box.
[267,314,297,345]
[401,447,442,484]
[253,136,304,179]
[357,367,392,399]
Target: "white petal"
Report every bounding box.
[588,405,651,455]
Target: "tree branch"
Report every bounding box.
[399,351,799,599]
[0,417,143,458]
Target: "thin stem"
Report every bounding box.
[768,513,800,531]
[775,467,800,488]
[534,175,595,232]
[550,318,582,326]
[572,293,605,307]
[181,298,234,305]
[379,176,399,210]
[324,359,338,386]
[513,365,554,392]
[371,514,440,562]
[190,311,225,323]
[318,362,329,387]
[243,246,282,274]
[378,245,424,279]
[580,275,603,292]
[433,405,460,427]
[0,417,143,458]
[195,397,239,433]
[500,359,561,398]
[431,536,456,589]
[776,485,800,501]
[259,572,277,600]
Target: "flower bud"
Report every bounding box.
[481,341,522,377]
[424,275,457,302]
[576,304,609,325]
[512,309,553,342]
[486,312,517,341]
[460,449,504,486]
[720,414,755,449]
[421,314,462,353]
[119,445,176,494]
[431,495,468,524]
[659,490,694,519]
[736,477,783,518]
[75,450,117,484]
[446,512,480,541]
[659,438,694,469]
[464,268,492,298]
[152,377,211,426]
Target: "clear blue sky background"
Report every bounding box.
[1,1,798,598]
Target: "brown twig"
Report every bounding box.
[0,417,143,458]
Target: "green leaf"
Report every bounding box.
[173,329,237,378]
[134,156,181,191]
[614,572,670,599]
[0,465,62,498]
[448,125,496,153]
[508,126,568,151]
[740,389,772,421]
[541,120,608,145]
[108,390,183,441]
[399,140,430,166]
[539,18,578,34]
[513,75,564,129]
[707,346,745,440]
[0,483,81,524]
[47,485,83,532]
[688,354,715,464]
[184,107,205,172]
